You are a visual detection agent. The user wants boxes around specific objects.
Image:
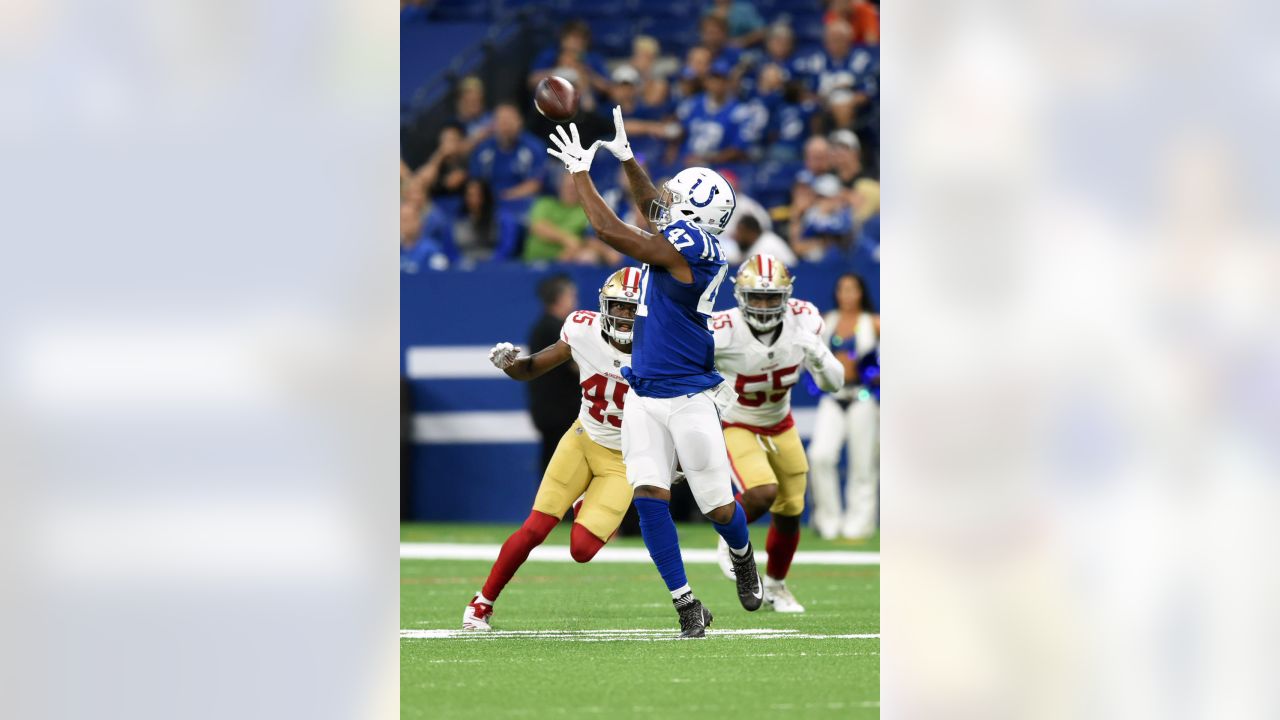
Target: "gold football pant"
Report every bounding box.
[532,419,632,540]
[723,425,809,516]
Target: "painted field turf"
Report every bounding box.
[401,523,880,718]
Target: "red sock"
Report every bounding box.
[481,510,559,601]
[765,522,801,580]
[569,522,606,563]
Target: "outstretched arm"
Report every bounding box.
[799,333,847,393]
[621,159,660,232]
[571,171,689,279]
[547,123,692,281]
[599,106,662,231]
[489,340,572,381]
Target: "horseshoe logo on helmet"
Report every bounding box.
[686,177,720,208]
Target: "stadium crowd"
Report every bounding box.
[400,0,880,273]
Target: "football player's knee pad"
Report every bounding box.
[687,473,736,515]
[569,523,605,563]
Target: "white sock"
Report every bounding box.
[729,544,750,557]
[670,583,692,600]
[475,592,494,606]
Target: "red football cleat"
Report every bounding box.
[462,595,493,630]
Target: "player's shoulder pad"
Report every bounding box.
[561,309,599,344]
[787,299,825,334]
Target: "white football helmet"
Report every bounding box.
[648,167,736,235]
[598,266,642,344]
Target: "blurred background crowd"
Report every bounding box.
[400,0,880,273]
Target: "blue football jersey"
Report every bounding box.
[796,45,879,96]
[676,95,746,159]
[622,220,730,398]
[766,98,819,157]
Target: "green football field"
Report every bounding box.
[401,522,880,718]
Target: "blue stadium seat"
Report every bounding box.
[552,0,627,19]
[430,0,496,22]
[588,18,636,57]
[495,0,542,13]
[625,0,697,21]
[635,16,700,57]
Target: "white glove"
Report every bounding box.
[546,123,600,173]
[799,332,828,369]
[488,342,520,370]
[708,383,739,415]
[799,332,846,393]
[599,106,634,162]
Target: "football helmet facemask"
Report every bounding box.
[733,254,794,332]
[599,266,642,344]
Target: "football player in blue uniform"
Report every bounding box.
[676,60,750,167]
[546,108,763,638]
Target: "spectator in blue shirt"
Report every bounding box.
[528,20,610,101]
[795,174,855,262]
[788,135,835,246]
[604,65,676,169]
[755,67,819,163]
[671,46,712,105]
[468,104,548,259]
[452,76,492,151]
[675,60,749,166]
[703,0,767,49]
[740,24,806,97]
[730,73,770,157]
[797,19,878,103]
[401,202,448,273]
[699,15,743,71]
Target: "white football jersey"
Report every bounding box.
[560,309,632,450]
[711,298,826,430]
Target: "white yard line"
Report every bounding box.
[401,542,879,566]
[400,628,880,641]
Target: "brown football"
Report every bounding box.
[534,75,579,122]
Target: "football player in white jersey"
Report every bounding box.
[546,108,762,639]
[462,268,641,630]
[710,255,846,612]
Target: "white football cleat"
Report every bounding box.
[716,536,736,580]
[462,595,494,630]
[763,577,806,613]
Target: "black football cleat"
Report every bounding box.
[729,542,764,611]
[674,592,713,639]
